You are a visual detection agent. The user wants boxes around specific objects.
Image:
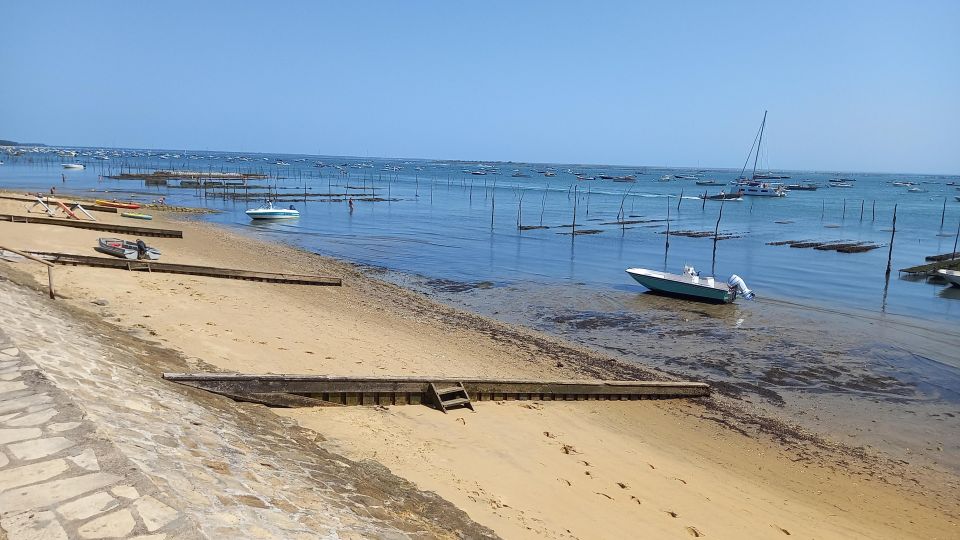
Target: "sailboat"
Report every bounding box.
[734,111,786,197]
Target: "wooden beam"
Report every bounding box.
[162,373,710,407]
[0,213,181,237]
[29,251,342,286]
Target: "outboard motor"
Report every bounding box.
[728,274,755,300]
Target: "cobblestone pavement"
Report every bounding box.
[0,277,495,539]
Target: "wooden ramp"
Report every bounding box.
[28,252,342,286]
[0,194,119,213]
[1,213,181,237]
[162,373,710,410]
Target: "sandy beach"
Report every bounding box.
[0,193,957,539]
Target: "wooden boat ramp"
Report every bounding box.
[1,213,182,238]
[28,252,342,286]
[162,373,710,412]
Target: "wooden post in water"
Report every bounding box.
[941,197,947,229]
[842,198,846,221]
[516,191,524,230]
[711,201,725,275]
[859,200,864,222]
[885,204,898,276]
[571,186,579,241]
[663,194,671,269]
[701,191,707,211]
[872,200,876,222]
[585,187,591,217]
[490,180,496,230]
[953,219,959,260]
[540,184,549,226]
[677,189,683,211]
[821,199,824,220]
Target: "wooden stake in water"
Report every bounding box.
[711,201,725,275]
[701,191,707,211]
[941,197,947,229]
[821,199,825,220]
[540,184,549,226]
[571,186,579,241]
[953,219,959,260]
[872,200,876,222]
[490,180,496,230]
[842,198,846,221]
[664,195,671,269]
[860,200,864,222]
[677,189,683,211]
[885,204,898,276]
[517,191,525,230]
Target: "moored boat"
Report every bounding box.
[61,163,85,169]
[625,266,754,304]
[785,183,818,191]
[245,201,300,220]
[937,269,960,287]
[695,180,724,186]
[96,238,161,260]
[699,190,744,201]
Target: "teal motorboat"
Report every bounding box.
[625,266,754,304]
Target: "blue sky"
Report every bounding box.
[2,1,957,173]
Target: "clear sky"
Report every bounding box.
[2,1,958,173]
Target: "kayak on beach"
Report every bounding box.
[95,199,141,209]
[120,212,152,220]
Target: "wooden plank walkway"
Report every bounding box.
[1,213,181,237]
[162,373,710,407]
[29,251,342,286]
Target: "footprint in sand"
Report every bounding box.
[561,444,579,455]
[543,431,556,439]
[772,525,791,535]
[665,510,678,518]
[617,482,628,489]
[686,526,703,537]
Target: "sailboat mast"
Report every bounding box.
[751,110,767,180]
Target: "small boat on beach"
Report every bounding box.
[626,266,754,304]
[95,199,141,209]
[96,238,161,260]
[61,163,85,169]
[245,201,300,220]
[937,269,960,287]
[120,212,153,220]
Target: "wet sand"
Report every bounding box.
[0,193,957,539]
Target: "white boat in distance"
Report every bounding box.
[245,201,300,220]
[61,163,85,169]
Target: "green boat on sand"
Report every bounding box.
[625,266,753,304]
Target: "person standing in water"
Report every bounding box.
[348,198,354,213]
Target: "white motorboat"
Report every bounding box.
[245,201,300,220]
[937,269,960,287]
[61,163,85,169]
[626,265,754,303]
[742,183,786,197]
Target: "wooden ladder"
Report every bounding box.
[428,382,474,413]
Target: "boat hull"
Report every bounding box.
[626,268,734,303]
[245,210,300,220]
[938,269,960,287]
